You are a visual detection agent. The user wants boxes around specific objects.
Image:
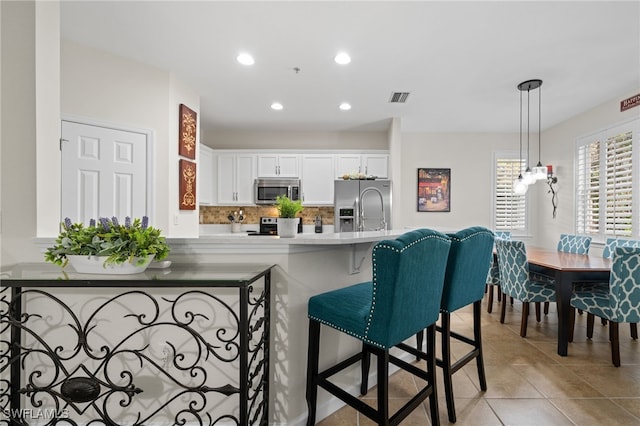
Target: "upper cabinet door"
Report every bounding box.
[301,154,335,205]
[277,154,300,177]
[235,154,256,204]
[363,154,389,178]
[257,154,279,177]
[257,154,300,177]
[216,153,256,205]
[217,154,237,204]
[336,154,363,177]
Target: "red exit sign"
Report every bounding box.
[621,93,640,112]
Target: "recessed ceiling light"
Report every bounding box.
[339,102,352,111]
[334,52,351,65]
[237,53,255,66]
[271,102,283,111]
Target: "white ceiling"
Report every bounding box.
[60,1,640,134]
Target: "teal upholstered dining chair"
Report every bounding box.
[572,237,639,341]
[305,229,451,426]
[435,226,494,423]
[557,233,593,254]
[495,239,556,337]
[485,231,511,313]
[570,246,640,366]
[536,234,594,316]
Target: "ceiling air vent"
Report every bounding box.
[389,92,410,103]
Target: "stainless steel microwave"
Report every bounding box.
[254,178,301,205]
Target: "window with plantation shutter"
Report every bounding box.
[494,154,527,233]
[576,119,639,240]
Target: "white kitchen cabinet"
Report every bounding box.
[336,154,389,178]
[335,154,362,178]
[217,153,256,205]
[257,153,300,177]
[199,145,214,205]
[301,154,335,205]
[362,154,389,178]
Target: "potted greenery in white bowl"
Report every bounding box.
[275,195,304,238]
[45,216,170,274]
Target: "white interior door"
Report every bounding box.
[61,121,148,224]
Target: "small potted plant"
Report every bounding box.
[45,216,170,274]
[275,195,304,237]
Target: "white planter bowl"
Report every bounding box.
[66,255,154,274]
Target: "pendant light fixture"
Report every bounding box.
[513,79,543,194]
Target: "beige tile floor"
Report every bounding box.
[316,295,640,425]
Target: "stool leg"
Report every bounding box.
[473,301,487,391]
[500,292,507,324]
[306,320,321,426]
[487,285,494,313]
[440,312,456,423]
[543,301,550,315]
[426,324,440,426]
[415,330,424,361]
[535,302,541,322]
[376,349,390,424]
[630,323,638,340]
[360,343,370,395]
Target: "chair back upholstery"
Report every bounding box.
[608,247,640,323]
[603,237,640,259]
[494,231,512,240]
[486,231,511,285]
[495,239,531,300]
[442,227,494,312]
[603,237,619,259]
[557,234,592,254]
[367,228,451,348]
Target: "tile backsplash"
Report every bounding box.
[200,205,335,225]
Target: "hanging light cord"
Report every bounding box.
[537,85,543,167]
[526,87,531,172]
[519,89,523,178]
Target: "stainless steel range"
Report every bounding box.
[247,217,302,236]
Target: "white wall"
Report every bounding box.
[536,87,640,249]
[399,132,530,233]
[1,1,40,264]
[61,40,200,238]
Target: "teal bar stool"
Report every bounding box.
[570,246,640,366]
[425,226,494,423]
[305,229,451,426]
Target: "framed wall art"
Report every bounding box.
[178,103,197,159]
[417,168,450,212]
[179,159,197,210]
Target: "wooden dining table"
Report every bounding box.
[526,246,611,356]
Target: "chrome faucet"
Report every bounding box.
[358,186,387,231]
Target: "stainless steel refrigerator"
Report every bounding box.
[334,179,392,232]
